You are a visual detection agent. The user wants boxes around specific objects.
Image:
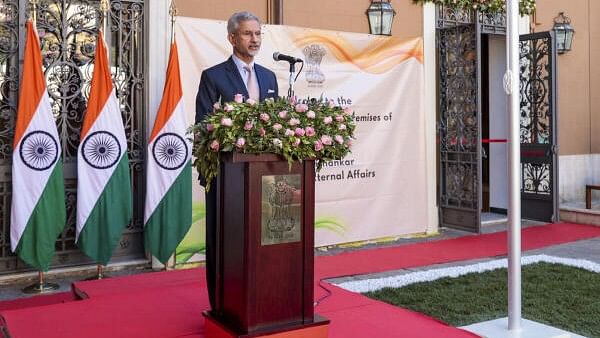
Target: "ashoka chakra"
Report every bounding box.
[81,131,122,169]
[152,132,188,170]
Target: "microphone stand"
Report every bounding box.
[287,62,296,99]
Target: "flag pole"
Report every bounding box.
[100,0,109,37]
[170,0,177,45]
[23,271,60,294]
[21,0,60,295]
[31,0,38,25]
[86,0,111,281]
[506,0,522,331]
[166,0,176,272]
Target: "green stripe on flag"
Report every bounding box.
[16,164,66,272]
[78,156,132,265]
[145,163,192,264]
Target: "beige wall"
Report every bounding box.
[533,0,599,155]
[176,0,268,23]
[282,0,422,39]
[177,0,422,39]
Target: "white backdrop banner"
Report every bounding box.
[176,17,428,247]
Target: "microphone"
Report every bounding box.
[273,52,303,63]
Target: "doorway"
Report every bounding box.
[481,34,509,223]
[436,6,559,232]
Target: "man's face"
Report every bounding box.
[228,19,261,62]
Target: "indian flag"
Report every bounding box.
[144,42,192,264]
[11,21,66,272]
[76,31,132,265]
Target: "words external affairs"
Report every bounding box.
[315,159,376,182]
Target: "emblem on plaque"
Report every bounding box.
[302,44,326,87]
[261,175,302,245]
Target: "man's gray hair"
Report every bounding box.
[227,11,261,34]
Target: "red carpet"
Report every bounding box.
[73,265,204,299]
[0,291,75,312]
[315,222,600,280]
[1,222,598,337]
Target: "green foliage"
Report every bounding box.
[191,97,356,191]
[412,0,536,16]
[365,263,600,337]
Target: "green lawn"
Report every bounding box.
[365,262,600,338]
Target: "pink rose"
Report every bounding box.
[236,137,246,148]
[292,138,301,147]
[323,116,333,124]
[278,110,288,119]
[221,117,233,127]
[339,124,347,131]
[305,126,316,137]
[288,96,297,105]
[285,129,295,137]
[246,98,257,105]
[260,113,270,122]
[328,99,335,108]
[213,102,221,110]
[273,123,283,131]
[206,123,214,132]
[335,115,344,122]
[244,120,254,130]
[294,127,305,136]
[343,106,352,116]
[314,140,324,152]
[288,118,300,126]
[234,94,244,103]
[306,110,316,119]
[224,104,234,112]
[259,128,266,137]
[346,139,353,147]
[295,103,308,113]
[209,140,220,152]
[321,135,332,145]
[335,135,344,144]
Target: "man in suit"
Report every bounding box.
[195,11,279,311]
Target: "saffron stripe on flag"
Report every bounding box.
[149,42,184,143]
[14,21,47,147]
[80,31,113,141]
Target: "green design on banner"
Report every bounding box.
[315,217,347,235]
[175,201,206,264]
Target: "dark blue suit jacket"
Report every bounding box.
[195,56,279,124]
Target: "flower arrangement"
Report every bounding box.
[412,0,536,16]
[191,95,356,190]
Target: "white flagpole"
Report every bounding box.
[505,0,521,331]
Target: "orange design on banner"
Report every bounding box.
[292,33,423,74]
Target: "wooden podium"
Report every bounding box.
[203,153,329,338]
